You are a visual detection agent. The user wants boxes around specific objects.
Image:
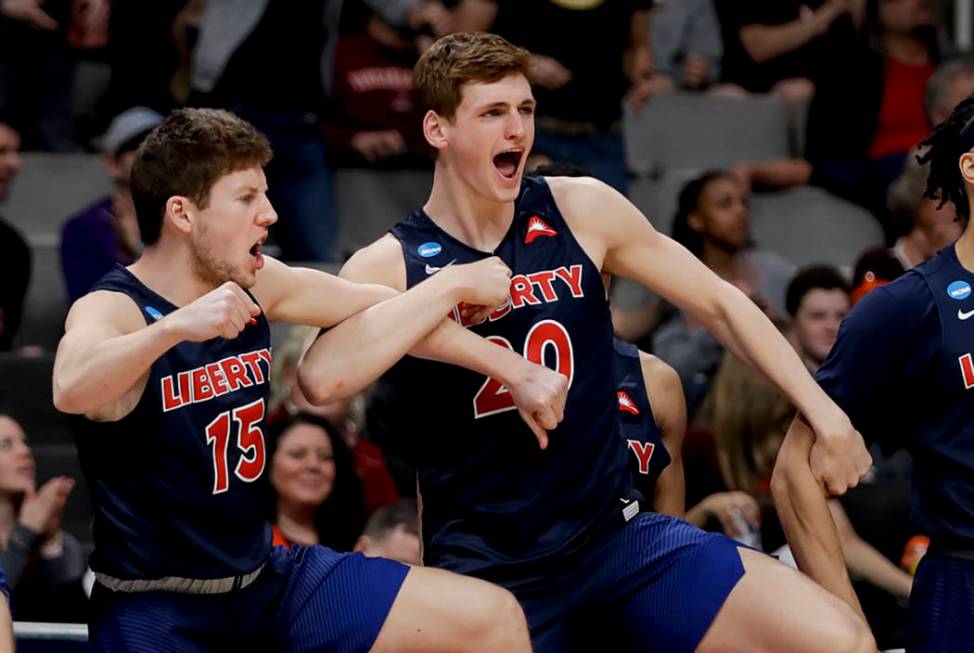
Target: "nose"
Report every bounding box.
[258,196,278,226]
[505,109,527,141]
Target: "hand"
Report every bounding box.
[682,55,710,89]
[729,162,753,196]
[698,491,761,537]
[808,412,872,495]
[445,257,512,310]
[164,282,262,342]
[626,78,654,113]
[350,130,407,162]
[528,55,572,90]
[506,359,568,449]
[0,0,58,29]
[19,477,74,538]
[408,0,453,37]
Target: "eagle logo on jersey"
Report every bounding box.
[524,216,558,245]
[617,390,640,415]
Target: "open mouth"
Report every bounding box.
[493,149,523,180]
[249,237,266,269]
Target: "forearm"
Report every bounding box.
[739,19,822,64]
[53,320,182,414]
[298,275,462,404]
[771,418,863,613]
[745,159,812,190]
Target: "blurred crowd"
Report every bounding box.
[0,0,969,648]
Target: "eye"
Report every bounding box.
[483,109,501,117]
[520,106,535,116]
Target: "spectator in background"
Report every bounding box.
[354,498,421,565]
[269,325,400,516]
[322,3,433,168]
[785,265,850,374]
[650,0,723,93]
[0,0,78,150]
[268,414,367,552]
[651,171,793,413]
[456,0,654,194]
[805,0,939,225]
[60,107,162,303]
[714,0,860,108]
[925,54,974,128]
[0,119,28,351]
[0,414,86,623]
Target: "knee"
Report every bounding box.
[466,586,530,653]
[825,606,877,653]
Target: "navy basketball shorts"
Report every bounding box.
[906,553,974,653]
[88,545,409,652]
[511,511,745,653]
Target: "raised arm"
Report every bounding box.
[552,176,870,493]
[53,281,261,419]
[277,241,568,448]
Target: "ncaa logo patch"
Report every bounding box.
[144,306,164,321]
[418,242,443,258]
[947,280,972,301]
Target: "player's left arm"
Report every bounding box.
[640,352,686,517]
[550,176,870,494]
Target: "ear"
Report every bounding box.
[164,196,195,238]
[686,209,705,233]
[103,154,119,178]
[423,110,449,151]
[960,151,974,185]
[352,535,370,555]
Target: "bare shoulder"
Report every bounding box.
[639,351,684,412]
[341,234,406,290]
[64,289,146,337]
[544,175,618,219]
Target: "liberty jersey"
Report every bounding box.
[72,265,272,581]
[613,339,670,499]
[817,245,974,542]
[387,176,632,577]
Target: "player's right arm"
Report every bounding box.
[53,282,260,419]
[772,414,864,614]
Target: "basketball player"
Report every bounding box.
[301,32,875,653]
[51,108,570,651]
[774,94,974,652]
[613,338,685,517]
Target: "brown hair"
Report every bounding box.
[131,108,272,246]
[413,32,531,120]
[695,354,792,495]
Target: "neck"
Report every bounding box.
[276,500,319,546]
[424,160,516,252]
[883,33,930,66]
[129,242,216,307]
[700,240,738,278]
[954,220,974,271]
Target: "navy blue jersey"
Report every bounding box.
[387,177,632,577]
[613,339,670,499]
[816,245,974,542]
[71,265,273,580]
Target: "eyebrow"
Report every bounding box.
[478,99,536,112]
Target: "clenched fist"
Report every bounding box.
[508,358,569,450]
[445,257,513,310]
[164,282,261,342]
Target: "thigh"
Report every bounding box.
[88,585,228,653]
[695,547,873,653]
[277,545,408,653]
[906,555,974,653]
[604,513,745,653]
